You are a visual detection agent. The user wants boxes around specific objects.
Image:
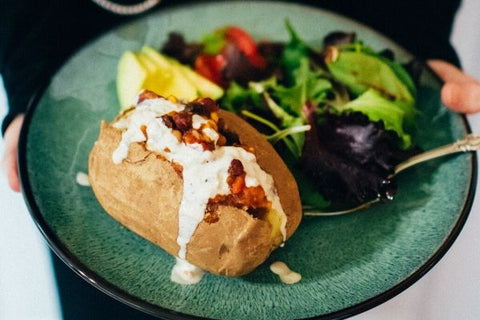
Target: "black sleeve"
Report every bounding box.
[0,0,461,135]
[0,0,133,134]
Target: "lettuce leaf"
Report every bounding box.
[335,89,412,148]
[326,49,416,125]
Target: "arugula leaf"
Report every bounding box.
[221,81,262,113]
[250,82,307,157]
[223,79,309,158]
[282,21,311,85]
[264,93,305,158]
[241,106,309,158]
[273,57,331,117]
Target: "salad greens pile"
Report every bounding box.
[161,22,421,208]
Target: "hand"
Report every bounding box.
[1,114,24,192]
[427,59,480,114]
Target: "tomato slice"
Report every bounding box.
[195,26,267,86]
[225,26,257,56]
[225,26,266,68]
[194,54,227,86]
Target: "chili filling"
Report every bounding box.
[206,159,271,223]
[136,90,270,222]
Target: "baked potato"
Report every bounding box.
[88,91,302,278]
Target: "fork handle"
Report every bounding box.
[394,134,480,175]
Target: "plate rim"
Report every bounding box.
[17,1,478,319]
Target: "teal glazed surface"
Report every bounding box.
[21,2,474,319]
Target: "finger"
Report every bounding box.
[5,150,21,192]
[1,145,20,192]
[427,59,480,113]
[441,81,480,114]
[427,59,476,83]
[1,114,24,192]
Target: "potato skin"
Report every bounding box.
[88,110,302,276]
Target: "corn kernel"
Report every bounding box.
[172,129,182,142]
[211,112,219,122]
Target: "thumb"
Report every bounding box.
[1,114,24,192]
[427,60,480,114]
[3,147,21,192]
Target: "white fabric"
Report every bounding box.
[0,77,62,320]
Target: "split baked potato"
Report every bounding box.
[88,92,302,277]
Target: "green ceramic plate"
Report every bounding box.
[19,1,476,319]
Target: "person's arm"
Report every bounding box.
[0,0,133,136]
[0,0,125,191]
[1,0,192,135]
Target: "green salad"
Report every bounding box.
[118,22,422,209]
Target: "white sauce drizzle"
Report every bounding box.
[170,257,205,285]
[76,171,91,187]
[270,261,301,284]
[112,97,287,272]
